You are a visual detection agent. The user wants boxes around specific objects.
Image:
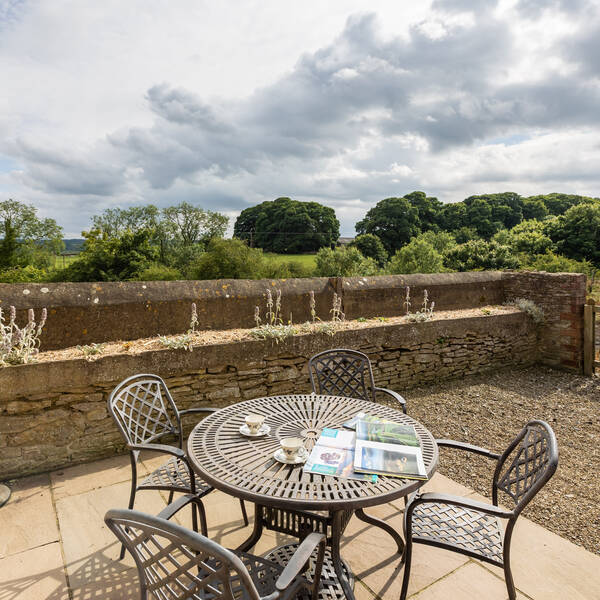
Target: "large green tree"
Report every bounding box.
[234,197,339,253]
[546,201,600,264]
[355,195,421,254]
[0,199,63,269]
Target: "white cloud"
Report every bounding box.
[0,0,599,236]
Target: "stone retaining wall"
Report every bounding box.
[0,272,504,351]
[503,271,587,371]
[0,309,536,479]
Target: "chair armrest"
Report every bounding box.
[128,443,185,459]
[275,533,326,591]
[436,439,500,460]
[178,407,218,416]
[374,387,407,414]
[157,494,197,521]
[408,492,513,519]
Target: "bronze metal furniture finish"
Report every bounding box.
[187,394,438,600]
[107,373,248,559]
[106,506,326,600]
[309,349,407,414]
[400,420,559,600]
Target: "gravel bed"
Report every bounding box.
[401,366,600,555]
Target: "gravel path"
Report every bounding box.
[400,366,600,555]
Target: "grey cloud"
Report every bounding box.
[14,140,125,196]
[432,0,498,14]
[516,0,592,17]
[10,7,600,233]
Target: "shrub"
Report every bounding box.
[261,258,314,279]
[55,229,159,282]
[523,251,592,275]
[0,305,47,365]
[187,238,266,280]
[350,234,388,267]
[135,263,182,281]
[505,298,544,323]
[314,247,378,277]
[388,239,444,274]
[0,265,49,283]
[443,240,521,271]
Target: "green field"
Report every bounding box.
[265,253,317,269]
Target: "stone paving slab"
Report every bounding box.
[1,460,600,599]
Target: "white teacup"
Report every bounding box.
[245,414,265,434]
[280,437,304,460]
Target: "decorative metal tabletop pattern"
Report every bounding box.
[188,395,438,510]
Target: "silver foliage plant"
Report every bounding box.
[158,303,199,351]
[0,305,47,365]
[405,287,435,322]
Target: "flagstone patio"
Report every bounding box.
[1,453,599,600]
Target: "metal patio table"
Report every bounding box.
[187,394,439,600]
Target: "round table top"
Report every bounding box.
[187,394,438,511]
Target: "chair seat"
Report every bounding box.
[234,550,309,600]
[138,456,212,495]
[411,501,504,564]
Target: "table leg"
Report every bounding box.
[236,502,263,552]
[331,510,356,600]
[354,508,404,554]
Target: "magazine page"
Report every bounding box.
[303,428,378,482]
[354,418,427,479]
[354,439,427,479]
[356,417,420,447]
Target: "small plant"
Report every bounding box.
[357,317,368,322]
[77,342,106,360]
[372,316,388,322]
[406,289,435,322]
[158,303,199,352]
[404,286,411,315]
[252,289,296,343]
[0,305,47,366]
[436,336,447,345]
[330,293,345,322]
[505,298,544,323]
[309,290,317,322]
[250,323,297,343]
[480,307,492,316]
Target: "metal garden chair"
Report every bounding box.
[400,420,558,600]
[105,507,326,600]
[108,373,248,559]
[308,348,407,413]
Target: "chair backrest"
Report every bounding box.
[493,420,558,516]
[308,349,376,402]
[105,508,261,600]
[107,374,182,447]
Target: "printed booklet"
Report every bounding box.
[353,417,427,480]
[303,428,378,482]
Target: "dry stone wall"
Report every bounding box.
[0,310,536,479]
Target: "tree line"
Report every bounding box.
[0,191,598,283]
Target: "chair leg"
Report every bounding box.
[240,499,249,526]
[399,536,413,600]
[120,462,138,560]
[191,497,199,534]
[167,490,174,504]
[504,558,517,600]
[196,500,208,536]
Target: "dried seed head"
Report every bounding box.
[28,309,35,324]
[10,306,16,322]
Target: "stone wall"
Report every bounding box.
[0,272,504,351]
[503,271,587,371]
[0,309,536,479]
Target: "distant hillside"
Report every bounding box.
[63,239,84,253]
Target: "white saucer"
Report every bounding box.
[239,423,271,437]
[273,447,308,465]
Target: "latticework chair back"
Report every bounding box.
[493,420,558,515]
[108,374,182,447]
[308,349,376,402]
[105,509,261,600]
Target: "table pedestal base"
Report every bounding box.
[266,543,354,600]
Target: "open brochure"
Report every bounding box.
[303,428,378,482]
[353,417,428,480]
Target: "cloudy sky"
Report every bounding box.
[1,0,599,236]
